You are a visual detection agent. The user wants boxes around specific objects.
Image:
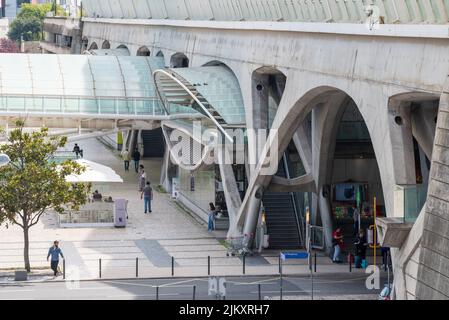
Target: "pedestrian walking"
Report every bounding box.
[208,203,216,231]
[332,228,344,263]
[121,148,131,171]
[354,229,367,268]
[141,182,153,214]
[133,148,141,173]
[138,165,146,191]
[72,144,83,158]
[47,241,64,277]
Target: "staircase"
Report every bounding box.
[154,70,227,125]
[263,155,303,250]
[141,128,165,158]
[263,192,302,249]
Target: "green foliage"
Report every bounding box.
[7,16,42,41]
[18,3,66,20]
[0,120,91,271]
[7,3,66,41]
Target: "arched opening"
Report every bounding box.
[156,50,165,58]
[101,40,111,49]
[294,89,386,253]
[115,45,130,56]
[88,42,98,50]
[170,52,189,68]
[136,46,151,56]
[251,67,308,249]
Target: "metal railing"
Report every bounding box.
[0,94,165,116]
[83,0,449,25]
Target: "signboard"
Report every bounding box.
[281,252,309,261]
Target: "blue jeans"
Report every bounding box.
[134,160,140,172]
[208,215,215,231]
[124,161,129,171]
[333,244,341,262]
[144,197,152,213]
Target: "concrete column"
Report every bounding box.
[388,101,417,186]
[411,101,438,160]
[240,186,263,246]
[217,146,242,234]
[248,73,270,176]
[310,93,348,250]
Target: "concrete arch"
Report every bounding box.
[238,85,387,250]
[136,46,151,56]
[89,42,98,50]
[101,40,111,49]
[170,52,189,68]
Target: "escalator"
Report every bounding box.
[263,154,304,249]
[141,128,165,158]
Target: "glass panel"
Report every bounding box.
[6,97,26,111]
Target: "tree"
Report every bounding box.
[0,38,20,53]
[7,3,66,41]
[7,16,42,41]
[0,121,90,272]
[18,3,65,21]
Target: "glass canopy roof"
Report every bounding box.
[170,66,246,125]
[0,54,165,115]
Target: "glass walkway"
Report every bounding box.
[0,54,165,117]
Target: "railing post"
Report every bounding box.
[349,254,352,273]
[171,256,174,276]
[314,252,317,273]
[63,259,66,280]
[258,283,261,300]
[193,285,196,300]
[99,258,102,278]
[136,257,139,278]
[208,256,211,276]
[243,254,246,275]
[278,253,281,274]
[156,286,159,300]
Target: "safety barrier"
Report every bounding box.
[83,0,449,24]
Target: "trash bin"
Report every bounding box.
[114,199,128,228]
[15,270,27,281]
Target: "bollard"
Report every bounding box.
[171,256,174,276]
[243,255,246,275]
[280,275,283,301]
[193,285,196,300]
[208,256,211,276]
[258,283,261,301]
[99,258,102,279]
[349,254,352,273]
[63,259,66,280]
[278,253,281,274]
[156,286,159,300]
[136,258,139,278]
[314,252,317,273]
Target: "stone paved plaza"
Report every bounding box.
[0,138,361,281]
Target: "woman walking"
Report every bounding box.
[208,203,216,231]
[138,165,146,191]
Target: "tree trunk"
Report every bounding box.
[23,226,31,272]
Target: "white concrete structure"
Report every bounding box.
[1,0,448,299]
